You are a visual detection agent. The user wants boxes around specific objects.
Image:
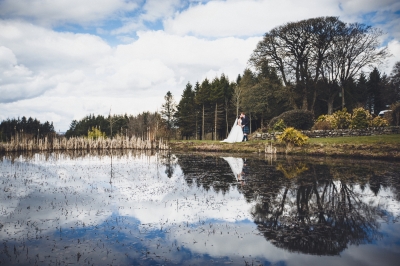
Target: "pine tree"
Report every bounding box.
[195,79,211,140]
[160,91,176,140]
[193,81,201,139]
[210,76,225,140]
[367,68,384,115]
[385,62,400,106]
[356,73,368,108]
[176,82,196,139]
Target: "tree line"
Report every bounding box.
[0,117,55,141]
[169,62,399,140]
[65,112,164,140]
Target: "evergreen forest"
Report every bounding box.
[0,117,55,142]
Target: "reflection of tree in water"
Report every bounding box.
[177,154,237,194]
[246,159,388,256]
[159,151,177,178]
[164,153,399,255]
[276,162,308,179]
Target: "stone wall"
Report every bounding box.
[252,126,400,140]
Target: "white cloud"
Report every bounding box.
[0,0,139,26]
[142,0,182,22]
[164,0,342,37]
[0,46,51,103]
[339,0,399,14]
[384,40,400,74]
[0,21,259,131]
[110,0,183,36]
[0,21,111,71]
[163,0,400,39]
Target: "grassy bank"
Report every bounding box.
[168,134,400,160]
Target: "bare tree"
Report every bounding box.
[323,24,390,112]
[250,17,390,114]
[232,82,242,117]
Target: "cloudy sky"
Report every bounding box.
[1,0,400,132]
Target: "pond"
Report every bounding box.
[1,150,399,265]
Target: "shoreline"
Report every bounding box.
[168,138,400,161]
[1,135,399,161]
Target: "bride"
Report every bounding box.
[221,116,244,143]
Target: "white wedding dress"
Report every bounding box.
[221,118,244,143]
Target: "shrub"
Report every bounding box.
[268,116,280,130]
[370,116,389,127]
[277,127,308,153]
[313,114,335,130]
[312,120,332,130]
[269,109,314,130]
[88,127,106,139]
[390,102,400,126]
[272,119,287,132]
[332,108,351,129]
[315,114,331,122]
[383,111,393,125]
[350,107,371,129]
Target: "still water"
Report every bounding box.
[1,150,399,266]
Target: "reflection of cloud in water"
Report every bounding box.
[1,152,400,265]
[0,152,253,239]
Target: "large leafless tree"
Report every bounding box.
[250,16,390,114]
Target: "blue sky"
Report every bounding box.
[0,0,399,131]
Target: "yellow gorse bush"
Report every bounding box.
[370,116,389,127]
[277,127,308,153]
[332,108,351,129]
[350,107,372,129]
[314,107,389,129]
[88,127,106,140]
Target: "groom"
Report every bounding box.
[240,112,249,141]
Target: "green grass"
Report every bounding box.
[171,134,400,145]
[168,134,400,158]
[307,134,400,145]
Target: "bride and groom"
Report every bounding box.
[221,112,249,143]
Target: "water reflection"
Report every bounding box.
[251,171,381,255]
[1,151,399,265]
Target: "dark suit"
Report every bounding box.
[241,115,249,128]
[241,115,249,141]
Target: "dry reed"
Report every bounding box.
[0,135,169,152]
